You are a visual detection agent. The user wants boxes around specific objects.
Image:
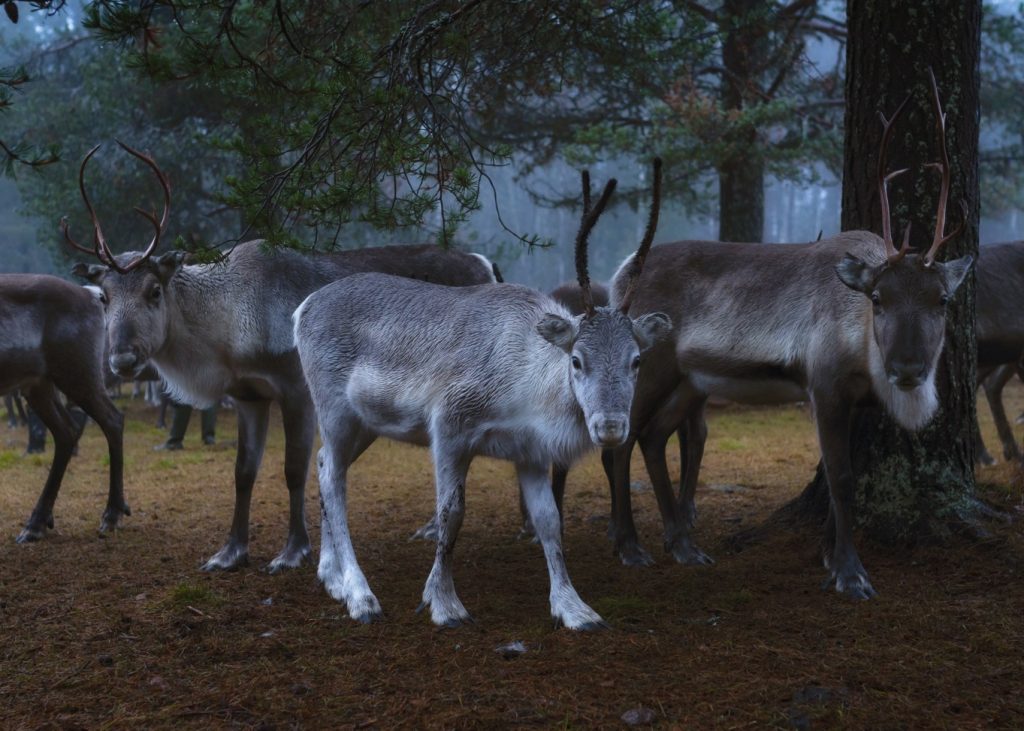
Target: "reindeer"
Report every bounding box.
[0,274,127,542]
[972,241,1024,464]
[603,74,972,600]
[67,142,501,573]
[293,165,670,629]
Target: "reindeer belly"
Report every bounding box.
[346,366,432,445]
[689,371,807,405]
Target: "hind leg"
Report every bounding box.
[17,383,77,543]
[317,407,380,622]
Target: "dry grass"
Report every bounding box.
[0,385,1022,730]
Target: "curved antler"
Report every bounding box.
[617,157,663,313]
[575,174,617,318]
[61,144,117,267]
[922,68,966,267]
[63,141,172,274]
[877,96,911,264]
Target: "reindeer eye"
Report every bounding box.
[571,356,582,371]
[631,355,641,370]
[149,286,161,302]
[939,294,950,306]
[99,292,108,305]
[870,292,881,306]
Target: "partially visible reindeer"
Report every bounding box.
[67,142,501,573]
[973,242,1024,464]
[294,164,670,629]
[604,74,972,599]
[0,275,127,542]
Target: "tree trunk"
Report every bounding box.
[717,0,766,243]
[791,0,982,543]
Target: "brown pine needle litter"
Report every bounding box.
[1,388,1022,729]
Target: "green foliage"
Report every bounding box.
[980,2,1024,213]
[8,16,242,266]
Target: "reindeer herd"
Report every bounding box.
[2,78,1023,629]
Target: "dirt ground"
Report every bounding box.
[1,383,1022,730]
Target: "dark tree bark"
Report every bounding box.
[791,0,982,542]
[717,0,768,242]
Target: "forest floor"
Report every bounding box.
[0,386,1022,730]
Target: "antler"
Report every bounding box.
[877,96,911,264]
[617,157,663,313]
[575,172,617,318]
[62,140,172,274]
[922,68,966,267]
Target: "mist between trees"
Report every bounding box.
[0,0,1021,291]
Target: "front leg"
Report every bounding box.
[518,461,605,630]
[812,392,875,600]
[608,436,653,566]
[419,445,472,627]
[267,394,316,573]
[201,399,270,571]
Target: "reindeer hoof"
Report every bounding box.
[977,452,997,467]
[617,542,654,567]
[200,544,249,572]
[409,520,438,542]
[669,541,715,566]
[15,527,45,544]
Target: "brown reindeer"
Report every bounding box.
[604,73,972,599]
[0,275,127,542]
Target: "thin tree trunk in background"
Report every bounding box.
[792,0,982,542]
[717,0,766,243]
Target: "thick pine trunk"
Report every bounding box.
[792,0,982,543]
[717,0,766,243]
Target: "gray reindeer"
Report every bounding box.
[67,142,500,573]
[603,74,972,600]
[294,165,670,629]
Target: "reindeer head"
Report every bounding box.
[537,161,671,447]
[67,142,177,378]
[836,72,973,398]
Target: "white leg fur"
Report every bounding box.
[517,462,605,630]
[316,442,382,624]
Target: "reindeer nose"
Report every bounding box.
[888,360,927,390]
[109,352,138,376]
[592,416,629,447]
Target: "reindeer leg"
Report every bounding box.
[17,383,77,543]
[983,364,1020,462]
[610,436,653,566]
[418,443,472,627]
[317,410,380,623]
[518,460,605,630]
[201,399,270,571]
[813,392,875,600]
[642,398,712,566]
[74,389,127,533]
[517,464,567,542]
[265,393,316,573]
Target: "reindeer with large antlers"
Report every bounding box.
[293,163,670,628]
[602,74,972,599]
[67,143,502,573]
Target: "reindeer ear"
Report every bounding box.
[835,253,881,294]
[536,313,578,353]
[939,254,973,295]
[71,262,107,283]
[632,312,672,351]
[154,251,186,282]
